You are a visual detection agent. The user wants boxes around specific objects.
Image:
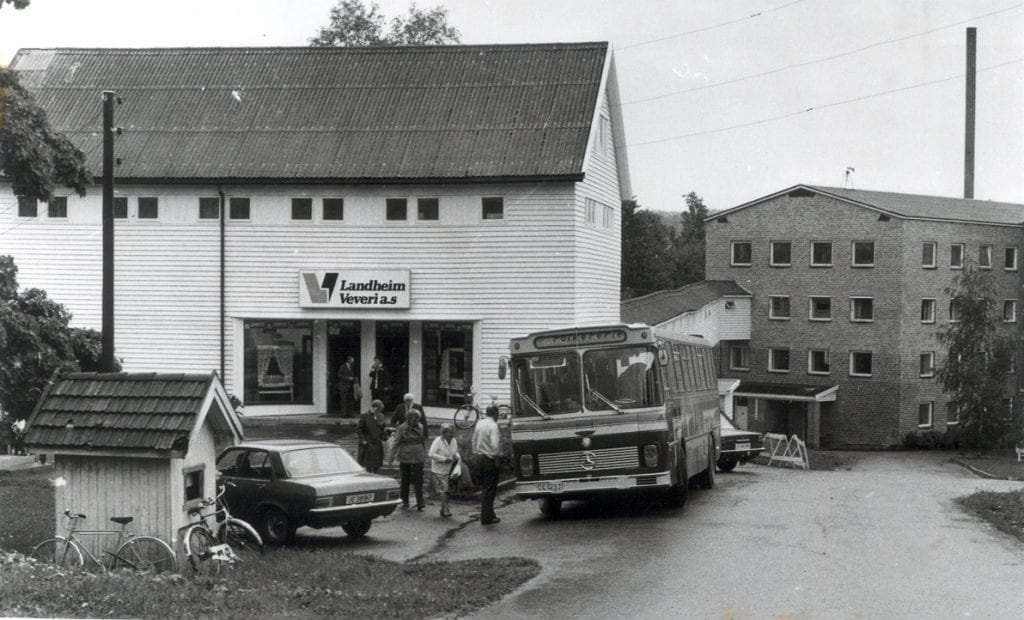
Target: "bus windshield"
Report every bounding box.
[511,346,663,417]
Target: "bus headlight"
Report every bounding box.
[643,444,659,467]
[519,455,535,477]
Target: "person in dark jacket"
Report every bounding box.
[395,409,428,510]
[357,399,387,473]
[337,355,357,417]
[368,357,390,408]
[391,392,424,429]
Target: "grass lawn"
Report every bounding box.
[0,466,539,618]
[956,488,1024,544]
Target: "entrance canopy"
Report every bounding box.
[734,382,837,402]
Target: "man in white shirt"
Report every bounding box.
[472,405,502,525]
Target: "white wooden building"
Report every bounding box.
[1,44,632,416]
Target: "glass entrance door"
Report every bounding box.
[327,321,361,414]
[374,322,409,412]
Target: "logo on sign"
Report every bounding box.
[299,270,410,309]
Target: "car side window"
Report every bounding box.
[247,450,274,479]
[216,448,245,476]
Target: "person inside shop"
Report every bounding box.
[337,355,357,417]
[357,399,388,474]
[472,404,502,525]
[368,356,390,408]
[395,409,428,510]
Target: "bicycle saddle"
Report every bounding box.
[109,516,133,525]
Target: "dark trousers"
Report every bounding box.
[400,462,424,507]
[478,455,499,522]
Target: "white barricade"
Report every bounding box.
[763,432,809,470]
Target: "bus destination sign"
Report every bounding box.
[533,329,628,349]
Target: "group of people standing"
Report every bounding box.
[337,356,391,418]
[355,392,502,525]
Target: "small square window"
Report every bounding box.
[921,298,936,323]
[850,351,873,377]
[810,241,832,267]
[113,197,128,219]
[291,198,312,221]
[770,241,791,266]
[1003,300,1017,323]
[138,197,159,219]
[950,243,964,269]
[323,198,344,221]
[731,242,752,266]
[922,242,936,268]
[229,197,250,220]
[183,464,205,507]
[919,352,935,377]
[918,402,933,428]
[768,348,790,373]
[808,350,830,375]
[17,196,37,217]
[979,245,992,269]
[47,196,68,218]
[482,197,504,220]
[851,297,874,322]
[769,296,791,320]
[809,296,832,321]
[852,241,875,267]
[1005,247,1018,271]
[730,345,750,371]
[417,198,439,221]
[386,198,408,221]
[198,197,219,220]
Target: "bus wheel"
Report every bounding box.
[539,497,562,517]
[697,438,716,489]
[665,456,688,508]
[716,460,737,472]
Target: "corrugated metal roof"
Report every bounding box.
[8,44,608,182]
[621,280,751,325]
[23,372,214,453]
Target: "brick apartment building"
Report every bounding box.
[704,184,1023,448]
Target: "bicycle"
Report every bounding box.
[452,389,512,429]
[30,510,177,573]
[183,481,264,576]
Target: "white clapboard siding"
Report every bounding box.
[719,297,752,340]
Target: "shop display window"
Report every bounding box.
[422,322,473,407]
[243,320,313,405]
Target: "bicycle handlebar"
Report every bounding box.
[63,509,87,521]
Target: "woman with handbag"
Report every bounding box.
[428,423,461,518]
[396,409,428,510]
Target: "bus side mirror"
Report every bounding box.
[657,346,669,367]
[498,356,508,380]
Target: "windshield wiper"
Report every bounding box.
[585,381,623,414]
[516,379,551,420]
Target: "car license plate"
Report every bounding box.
[536,481,563,492]
[735,442,751,451]
[346,493,375,504]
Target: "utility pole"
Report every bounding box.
[101,91,115,372]
[964,27,976,199]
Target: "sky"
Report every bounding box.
[1,0,1021,213]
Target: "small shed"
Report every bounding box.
[23,372,243,558]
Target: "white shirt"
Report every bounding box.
[472,416,501,458]
[428,436,461,475]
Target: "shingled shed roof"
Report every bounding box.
[7,43,610,183]
[24,372,227,455]
[621,280,751,326]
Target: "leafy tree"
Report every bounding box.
[0,0,32,9]
[937,262,1016,452]
[310,0,460,47]
[620,199,677,300]
[672,192,708,285]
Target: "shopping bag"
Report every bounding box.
[353,382,362,401]
[384,432,398,464]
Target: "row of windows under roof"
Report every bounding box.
[731,240,1019,271]
[15,195,506,222]
[730,345,1014,379]
[764,295,1019,323]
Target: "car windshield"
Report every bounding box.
[281,446,362,477]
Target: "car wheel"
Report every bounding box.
[717,459,737,473]
[539,497,562,517]
[260,507,295,545]
[341,519,372,539]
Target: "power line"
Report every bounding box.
[619,2,1024,107]
[623,57,1023,149]
[614,0,810,52]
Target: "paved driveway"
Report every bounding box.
[434,452,1024,619]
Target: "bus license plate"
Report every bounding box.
[537,482,563,492]
[735,442,750,451]
[347,493,375,504]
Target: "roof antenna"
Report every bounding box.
[843,167,855,189]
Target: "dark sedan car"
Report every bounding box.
[718,413,764,472]
[216,439,401,544]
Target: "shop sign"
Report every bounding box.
[299,270,410,309]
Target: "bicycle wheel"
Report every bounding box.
[185,526,222,576]
[219,517,264,561]
[114,536,177,573]
[453,405,479,429]
[30,537,85,569]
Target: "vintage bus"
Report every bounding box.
[507,323,719,515]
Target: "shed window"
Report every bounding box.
[417,198,439,221]
[291,198,313,221]
[183,464,205,508]
[323,198,344,221]
[482,197,504,220]
[230,197,250,220]
[386,198,408,221]
[48,196,68,218]
[198,197,219,220]
[138,197,159,219]
[17,196,37,217]
[114,196,128,219]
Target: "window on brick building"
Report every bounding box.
[920,298,936,323]
[919,352,935,377]
[918,402,933,428]
[949,300,961,322]
[946,402,960,426]
[731,242,752,266]
[770,241,791,266]
[921,242,936,268]
[979,245,992,269]
[768,348,790,373]
[849,351,873,376]
[851,297,874,322]
[729,344,750,371]
[809,296,832,321]
[1004,300,1017,323]
[769,296,791,320]
[810,241,832,267]
[950,243,964,269]
[852,241,875,267]
[1006,247,1018,271]
[808,350,830,375]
